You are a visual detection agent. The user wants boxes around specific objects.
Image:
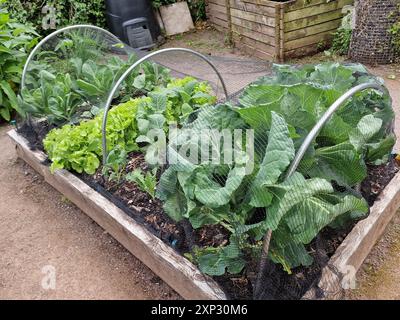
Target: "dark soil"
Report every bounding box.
[16,120,400,300]
[361,157,400,206]
[82,152,400,300]
[81,152,230,254]
[17,120,53,152]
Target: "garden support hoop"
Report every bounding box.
[20,24,124,91]
[101,47,229,165]
[255,82,387,299]
[287,82,386,176]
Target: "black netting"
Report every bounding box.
[350,0,400,65]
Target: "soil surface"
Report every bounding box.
[0,125,179,300]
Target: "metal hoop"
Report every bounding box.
[286,82,386,177]
[101,47,229,165]
[21,24,124,91]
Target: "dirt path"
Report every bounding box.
[0,125,179,299]
[346,211,400,299]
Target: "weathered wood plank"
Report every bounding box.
[232,24,276,48]
[208,10,229,23]
[231,16,276,37]
[208,0,227,6]
[285,29,335,51]
[233,30,276,56]
[7,129,227,300]
[241,0,294,8]
[229,0,276,17]
[284,0,353,22]
[212,21,228,31]
[209,15,229,29]
[284,41,327,58]
[207,2,227,14]
[286,0,344,12]
[285,18,342,41]
[274,4,281,61]
[233,39,275,60]
[304,170,400,299]
[230,7,276,27]
[284,8,344,32]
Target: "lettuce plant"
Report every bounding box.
[43,98,144,174]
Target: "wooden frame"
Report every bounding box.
[8,129,400,300]
[206,0,354,61]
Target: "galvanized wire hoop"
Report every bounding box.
[101,47,229,165]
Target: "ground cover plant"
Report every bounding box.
[4,0,106,36]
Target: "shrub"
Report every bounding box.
[0,2,39,121]
[4,0,106,36]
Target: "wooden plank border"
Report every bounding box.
[8,129,400,300]
[7,129,227,300]
[304,169,400,299]
[207,0,353,61]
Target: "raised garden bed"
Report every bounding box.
[13,23,399,299]
[206,0,353,61]
[8,128,400,299]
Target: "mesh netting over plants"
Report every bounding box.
[17,25,398,300]
[350,0,400,65]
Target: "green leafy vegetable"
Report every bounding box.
[158,63,394,275]
[126,168,158,199]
